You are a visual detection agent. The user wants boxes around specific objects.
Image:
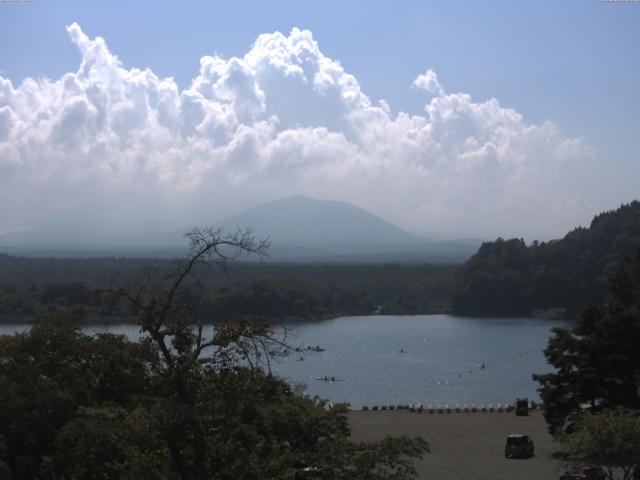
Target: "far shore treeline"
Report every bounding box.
[0,201,638,324]
[0,259,455,324]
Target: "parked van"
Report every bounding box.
[504,434,534,458]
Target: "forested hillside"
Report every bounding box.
[0,256,456,323]
[452,201,640,317]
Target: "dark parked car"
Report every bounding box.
[504,434,534,458]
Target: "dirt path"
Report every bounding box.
[349,409,566,480]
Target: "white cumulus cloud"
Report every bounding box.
[0,23,601,239]
[412,68,444,97]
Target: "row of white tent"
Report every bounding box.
[361,403,519,413]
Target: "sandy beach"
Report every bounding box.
[349,409,566,480]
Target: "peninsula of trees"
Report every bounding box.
[452,201,640,318]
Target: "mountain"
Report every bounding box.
[213,195,478,261]
[216,195,422,246]
[452,200,640,317]
[0,195,479,262]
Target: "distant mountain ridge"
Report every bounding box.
[211,195,477,261]
[0,195,479,262]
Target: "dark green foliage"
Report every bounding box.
[565,408,640,480]
[0,434,10,480]
[453,201,640,317]
[533,253,640,435]
[0,228,428,479]
[201,277,374,320]
[0,257,458,323]
[52,406,171,480]
[0,317,160,478]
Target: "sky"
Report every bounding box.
[0,0,639,240]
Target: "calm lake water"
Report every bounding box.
[0,315,566,408]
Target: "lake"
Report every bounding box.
[0,315,566,408]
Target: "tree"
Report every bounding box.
[533,252,640,435]
[565,408,640,480]
[0,227,429,479]
[51,406,171,480]
[0,316,159,479]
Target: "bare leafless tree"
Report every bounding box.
[106,226,301,376]
[106,227,273,364]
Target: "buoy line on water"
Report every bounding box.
[315,377,343,382]
[455,348,540,379]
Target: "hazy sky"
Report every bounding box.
[1,0,638,240]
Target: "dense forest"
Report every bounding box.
[0,256,457,324]
[452,201,640,317]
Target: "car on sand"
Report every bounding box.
[504,434,534,458]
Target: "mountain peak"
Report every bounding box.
[218,196,423,246]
